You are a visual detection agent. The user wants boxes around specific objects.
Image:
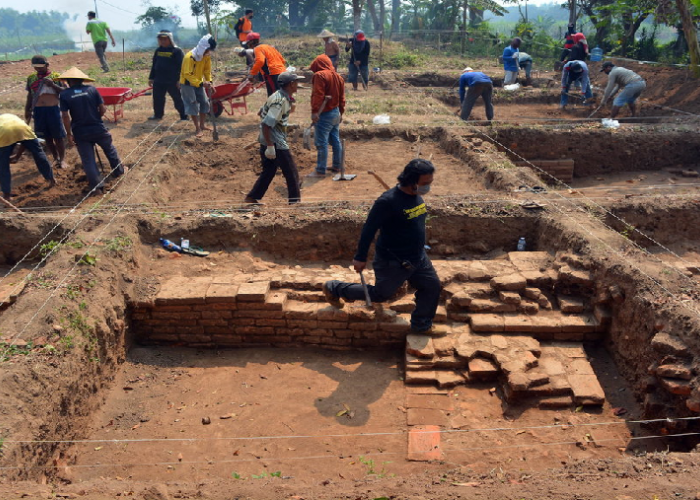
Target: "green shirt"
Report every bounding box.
[86,19,109,44]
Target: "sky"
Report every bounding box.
[11,0,560,32]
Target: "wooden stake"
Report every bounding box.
[0,195,23,214]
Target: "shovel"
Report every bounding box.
[207,85,219,142]
[333,139,356,181]
[303,95,331,150]
[588,104,603,119]
[359,271,372,308]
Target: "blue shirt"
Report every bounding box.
[561,60,590,91]
[459,72,492,102]
[503,46,519,72]
[59,84,106,137]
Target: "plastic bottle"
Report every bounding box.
[517,237,526,252]
[160,238,182,252]
[590,47,603,62]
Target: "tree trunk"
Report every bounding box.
[202,0,212,35]
[352,0,364,31]
[379,0,386,32]
[390,0,400,39]
[568,0,576,27]
[366,0,381,33]
[675,0,700,77]
[289,0,301,29]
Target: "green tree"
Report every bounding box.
[135,6,182,32]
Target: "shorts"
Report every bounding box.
[33,106,66,140]
[613,80,646,106]
[180,84,210,116]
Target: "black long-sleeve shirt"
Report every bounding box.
[354,186,427,263]
[346,40,371,66]
[148,46,184,84]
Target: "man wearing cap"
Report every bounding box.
[86,11,116,73]
[148,30,187,121]
[24,55,68,170]
[180,34,217,137]
[244,72,302,205]
[59,67,125,194]
[502,37,521,85]
[244,33,287,96]
[600,62,646,118]
[560,60,592,110]
[318,29,340,70]
[237,9,254,46]
[345,30,370,91]
[458,68,494,121]
[0,114,56,200]
[309,54,345,176]
[322,159,443,336]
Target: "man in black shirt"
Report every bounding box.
[345,30,370,91]
[148,30,187,121]
[59,67,125,194]
[324,159,442,335]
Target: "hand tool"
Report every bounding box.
[359,271,372,308]
[332,139,356,181]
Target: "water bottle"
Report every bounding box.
[160,238,182,252]
[517,237,526,252]
[591,47,603,62]
[180,238,190,250]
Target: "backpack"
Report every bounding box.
[234,17,244,38]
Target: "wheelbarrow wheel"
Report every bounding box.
[213,101,224,118]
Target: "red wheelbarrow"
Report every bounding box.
[210,80,264,117]
[96,86,152,123]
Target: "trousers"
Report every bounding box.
[74,129,123,189]
[153,81,186,119]
[94,41,109,71]
[328,253,441,331]
[0,139,54,197]
[314,107,342,174]
[460,82,494,121]
[247,145,301,203]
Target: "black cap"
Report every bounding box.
[31,55,48,66]
[601,61,615,72]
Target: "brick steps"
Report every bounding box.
[470,312,604,341]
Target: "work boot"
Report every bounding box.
[322,281,344,309]
[410,325,448,337]
[148,115,163,120]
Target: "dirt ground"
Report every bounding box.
[2,47,700,500]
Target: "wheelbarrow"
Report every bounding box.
[210,80,264,118]
[96,86,152,123]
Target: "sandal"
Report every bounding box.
[520,200,547,210]
[181,246,210,257]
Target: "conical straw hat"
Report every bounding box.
[59,67,95,82]
[317,29,335,38]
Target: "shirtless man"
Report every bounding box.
[24,55,68,169]
[317,29,340,70]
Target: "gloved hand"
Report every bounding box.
[264,145,276,159]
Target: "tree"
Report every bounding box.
[675,0,700,76]
[351,0,365,31]
[135,6,182,31]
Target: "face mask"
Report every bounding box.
[416,184,431,195]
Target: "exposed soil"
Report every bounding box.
[1,48,700,500]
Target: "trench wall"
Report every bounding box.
[489,128,700,178]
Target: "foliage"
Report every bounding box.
[0,8,74,55]
[135,6,182,32]
[40,240,62,258]
[0,341,34,362]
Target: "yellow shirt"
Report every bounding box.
[180,51,212,87]
[0,114,36,148]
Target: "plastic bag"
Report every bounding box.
[601,118,620,129]
[503,83,520,91]
[372,114,391,125]
[285,66,297,73]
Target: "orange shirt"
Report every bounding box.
[238,17,252,43]
[309,55,345,115]
[250,44,286,77]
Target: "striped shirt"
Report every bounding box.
[258,89,293,150]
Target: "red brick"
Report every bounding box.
[307,328,332,337]
[156,276,212,305]
[178,326,205,335]
[352,338,381,347]
[153,305,192,312]
[205,283,238,304]
[211,334,243,344]
[333,329,355,338]
[319,337,351,346]
[379,321,410,333]
[234,310,286,319]
[204,327,235,335]
[131,313,150,321]
[176,319,199,326]
[287,319,318,329]
[209,303,238,311]
[266,335,292,343]
[285,302,321,319]
[265,292,288,310]
[148,333,179,342]
[199,319,228,327]
[348,322,378,331]
[274,327,304,336]
[237,281,270,302]
[256,319,287,327]
[200,311,223,319]
[298,335,322,343]
[180,333,212,343]
[317,306,350,321]
[317,320,348,329]
[231,318,256,326]
[237,326,275,335]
